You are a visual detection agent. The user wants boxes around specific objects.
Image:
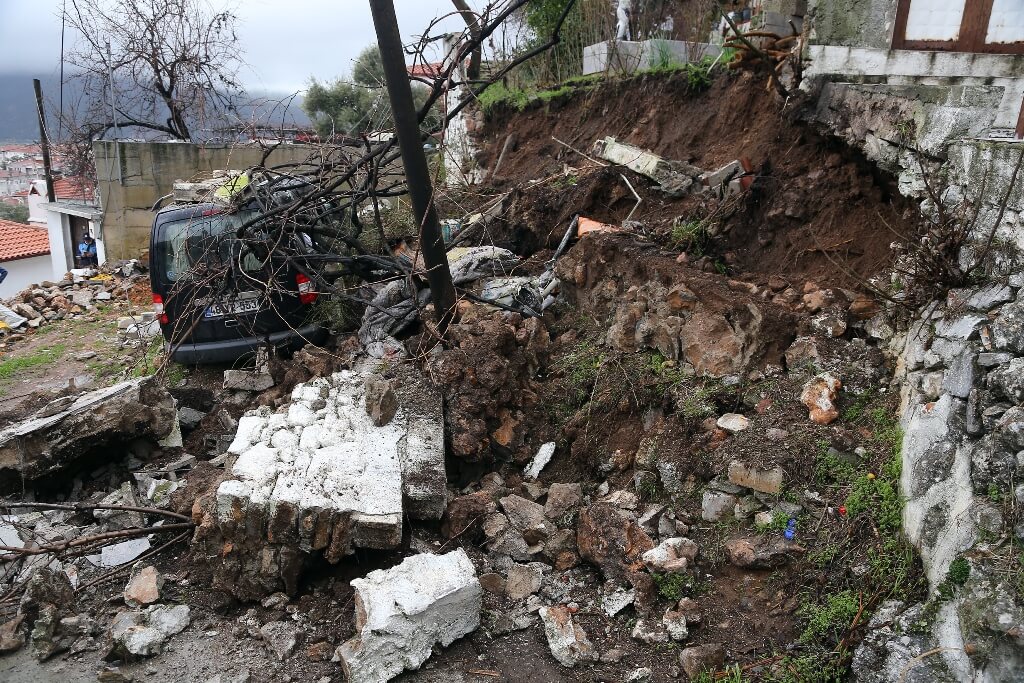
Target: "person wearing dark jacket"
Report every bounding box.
[0,265,7,284]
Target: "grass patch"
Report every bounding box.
[637,56,714,91]
[814,442,857,485]
[652,572,707,602]
[798,590,860,645]
[550,340,605,405]
[788,396,924,679]
[756,510,791,534]
[0,344,67,380]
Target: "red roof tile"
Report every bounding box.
[52,176,95,202]
[0,144,40,155]
[27,177,96,202]
[0,220,50,262]
[408,61,445,78]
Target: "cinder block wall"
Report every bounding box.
[805,0,898,49]
[93,141,321,260]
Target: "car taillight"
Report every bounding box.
[152,293,169,324]
[296,273,318,305]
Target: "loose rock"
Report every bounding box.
[727,461,784,494]
[505,563,544,601]
[724,537,804,569]
[539,605,596,667]
[642,537,698,573]
[800,373,841,425]
[679,643,727,679]
[716,413,750,433]
[260,621,299,661]
[123,566,162,608]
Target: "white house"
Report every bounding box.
[0,219,52,299]
[26,177,106,274]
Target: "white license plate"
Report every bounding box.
[204,295,262,318]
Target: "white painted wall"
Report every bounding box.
[988,0,1024,44]
[0,255,52,299]
[46,210,73,276]
[27,183,46,224]
[905,0,966,41]
[43,208,106,275]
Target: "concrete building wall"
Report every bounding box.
[0,255,53,299]
[93,141,324,260]
[806,0,898,49]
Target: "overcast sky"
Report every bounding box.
[0,0,470,94]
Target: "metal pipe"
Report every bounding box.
[32,78,56,203]
[369,0,457,335]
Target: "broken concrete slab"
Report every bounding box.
[195,363,446,599]
[334,549,481,683]
[592,137,703,197]
[0,376,176,482]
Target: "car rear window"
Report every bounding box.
[159,211,263,282]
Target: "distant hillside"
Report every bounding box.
[0,73,55,142]
[0,72,310,143]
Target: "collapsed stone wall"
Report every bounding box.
[853,285,1024,682]
[191,363,446,600]
[796,25,1024,678]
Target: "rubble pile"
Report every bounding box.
[191,363,446,600]
[0,260,147,341]
[427,308,551,464]
[555,233,798,376]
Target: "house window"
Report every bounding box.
[893,0,1024,54]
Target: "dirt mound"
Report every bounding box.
[472,70,917,289]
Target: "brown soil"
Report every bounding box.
[471,70,918,290]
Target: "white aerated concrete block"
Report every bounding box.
[212,361,447,585]
[335,549,482,683]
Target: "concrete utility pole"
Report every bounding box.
[369,0,457,336]
[33,78,56,203]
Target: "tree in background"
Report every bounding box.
[0,204,30,224]
[303,45,439,139]
[63,0,244,141]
